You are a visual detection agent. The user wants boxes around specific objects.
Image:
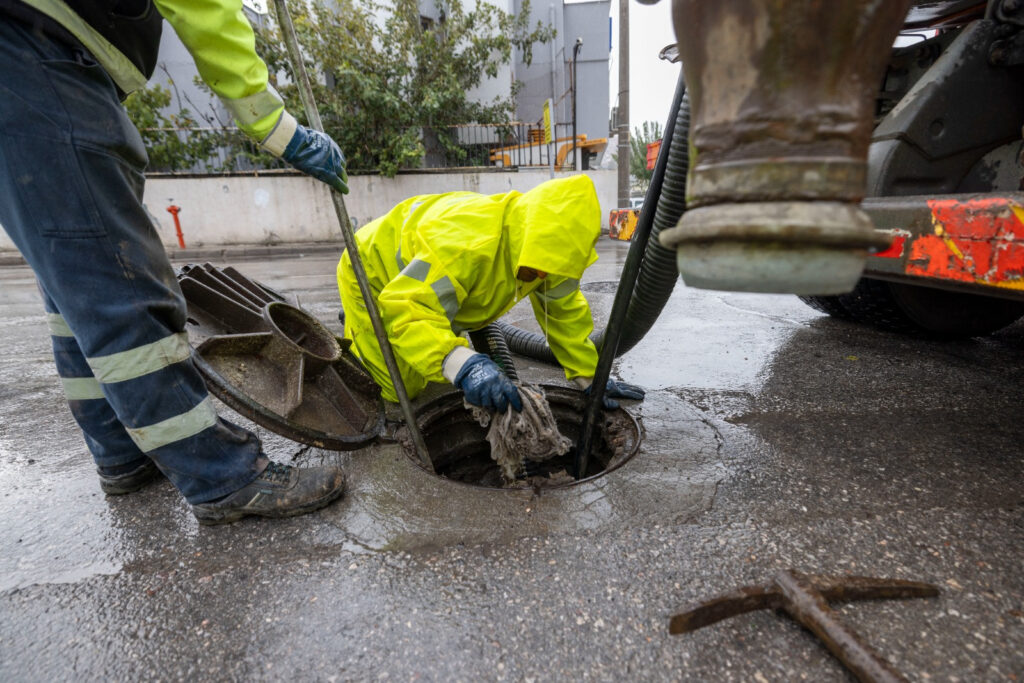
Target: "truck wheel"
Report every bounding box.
[798,295,854,320]
[836,277,1024,338]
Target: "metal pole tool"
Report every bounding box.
[272,0,433,472]
[573,69,686,479]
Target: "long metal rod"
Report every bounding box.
[573,69,686,479]
[273,0,433,472]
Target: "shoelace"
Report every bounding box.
[260,462,292,483]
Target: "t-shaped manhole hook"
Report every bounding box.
[669,570,940,683]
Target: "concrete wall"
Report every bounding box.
[0,170,617,251]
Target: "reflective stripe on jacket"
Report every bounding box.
[153,0,288,143]
[336,175,602,400]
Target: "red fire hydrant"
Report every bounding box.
[166,205,186,249]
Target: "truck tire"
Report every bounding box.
[798,295,854,320]
[834,277,1024,338]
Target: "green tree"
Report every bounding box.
[123,84,212,171]
[258,0,555,176]
[124,82,278,172]
[629,120,663,193]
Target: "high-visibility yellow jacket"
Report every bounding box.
[337,175,603,402]
[13,0,296,153]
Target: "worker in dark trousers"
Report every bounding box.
[0,0,349,524]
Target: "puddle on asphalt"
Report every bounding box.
[616,288,819,393]
[305,391,726,553]
[0,431,127,592]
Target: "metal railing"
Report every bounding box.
[419,121,578,169]
[137,127,287,174]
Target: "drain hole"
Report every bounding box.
[406,386,640,489]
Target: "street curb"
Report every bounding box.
[168,242,345,263]
[0,242,345,268]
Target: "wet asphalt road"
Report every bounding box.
[1,241,1022,681]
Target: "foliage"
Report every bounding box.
[257,0,555,176]
[629,120,663,192]
[124,84,211,171]
[124,83,281,173]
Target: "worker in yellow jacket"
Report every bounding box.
[336,175,645,413]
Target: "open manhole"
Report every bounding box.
[404,385,641,489]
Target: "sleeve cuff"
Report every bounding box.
[260,110,298,157]
[442,346,478,384]
[572,377,592,390]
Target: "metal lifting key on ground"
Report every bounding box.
[671,571,940,683]
[272,0,433,472]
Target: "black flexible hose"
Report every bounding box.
[469,324,519,381]
[499,73,690,365]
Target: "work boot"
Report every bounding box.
[98,459,164,495]
[191,461,346,526]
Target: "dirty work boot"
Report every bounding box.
[191,462,345,526]
[98,459,164,495]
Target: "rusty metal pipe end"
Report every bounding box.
[687,158,868,206]
[660,201,890,295]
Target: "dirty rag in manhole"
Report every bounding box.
[466,384,572,484]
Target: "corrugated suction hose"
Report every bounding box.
[490,81,691,367]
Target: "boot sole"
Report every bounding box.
[193,483,345,526]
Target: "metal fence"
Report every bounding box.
[140,122,601,175]
[137,128,288,174]
[420,122,581,169]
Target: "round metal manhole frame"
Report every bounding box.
[398,384,643,491]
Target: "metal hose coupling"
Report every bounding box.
[660,0,911,294]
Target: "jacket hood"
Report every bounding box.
[505,175,602,280]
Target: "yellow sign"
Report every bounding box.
[542,99,553,145]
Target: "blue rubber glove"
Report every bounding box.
[454,354,523,414]
[281,125,349,193]
[585,378,646,410]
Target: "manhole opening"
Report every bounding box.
[405,386,641,489]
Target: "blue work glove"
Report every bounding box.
[281,125,349,193]
[585,378,646,410]
[454,354,523,414]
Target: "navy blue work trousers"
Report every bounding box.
[0,19,266,503]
